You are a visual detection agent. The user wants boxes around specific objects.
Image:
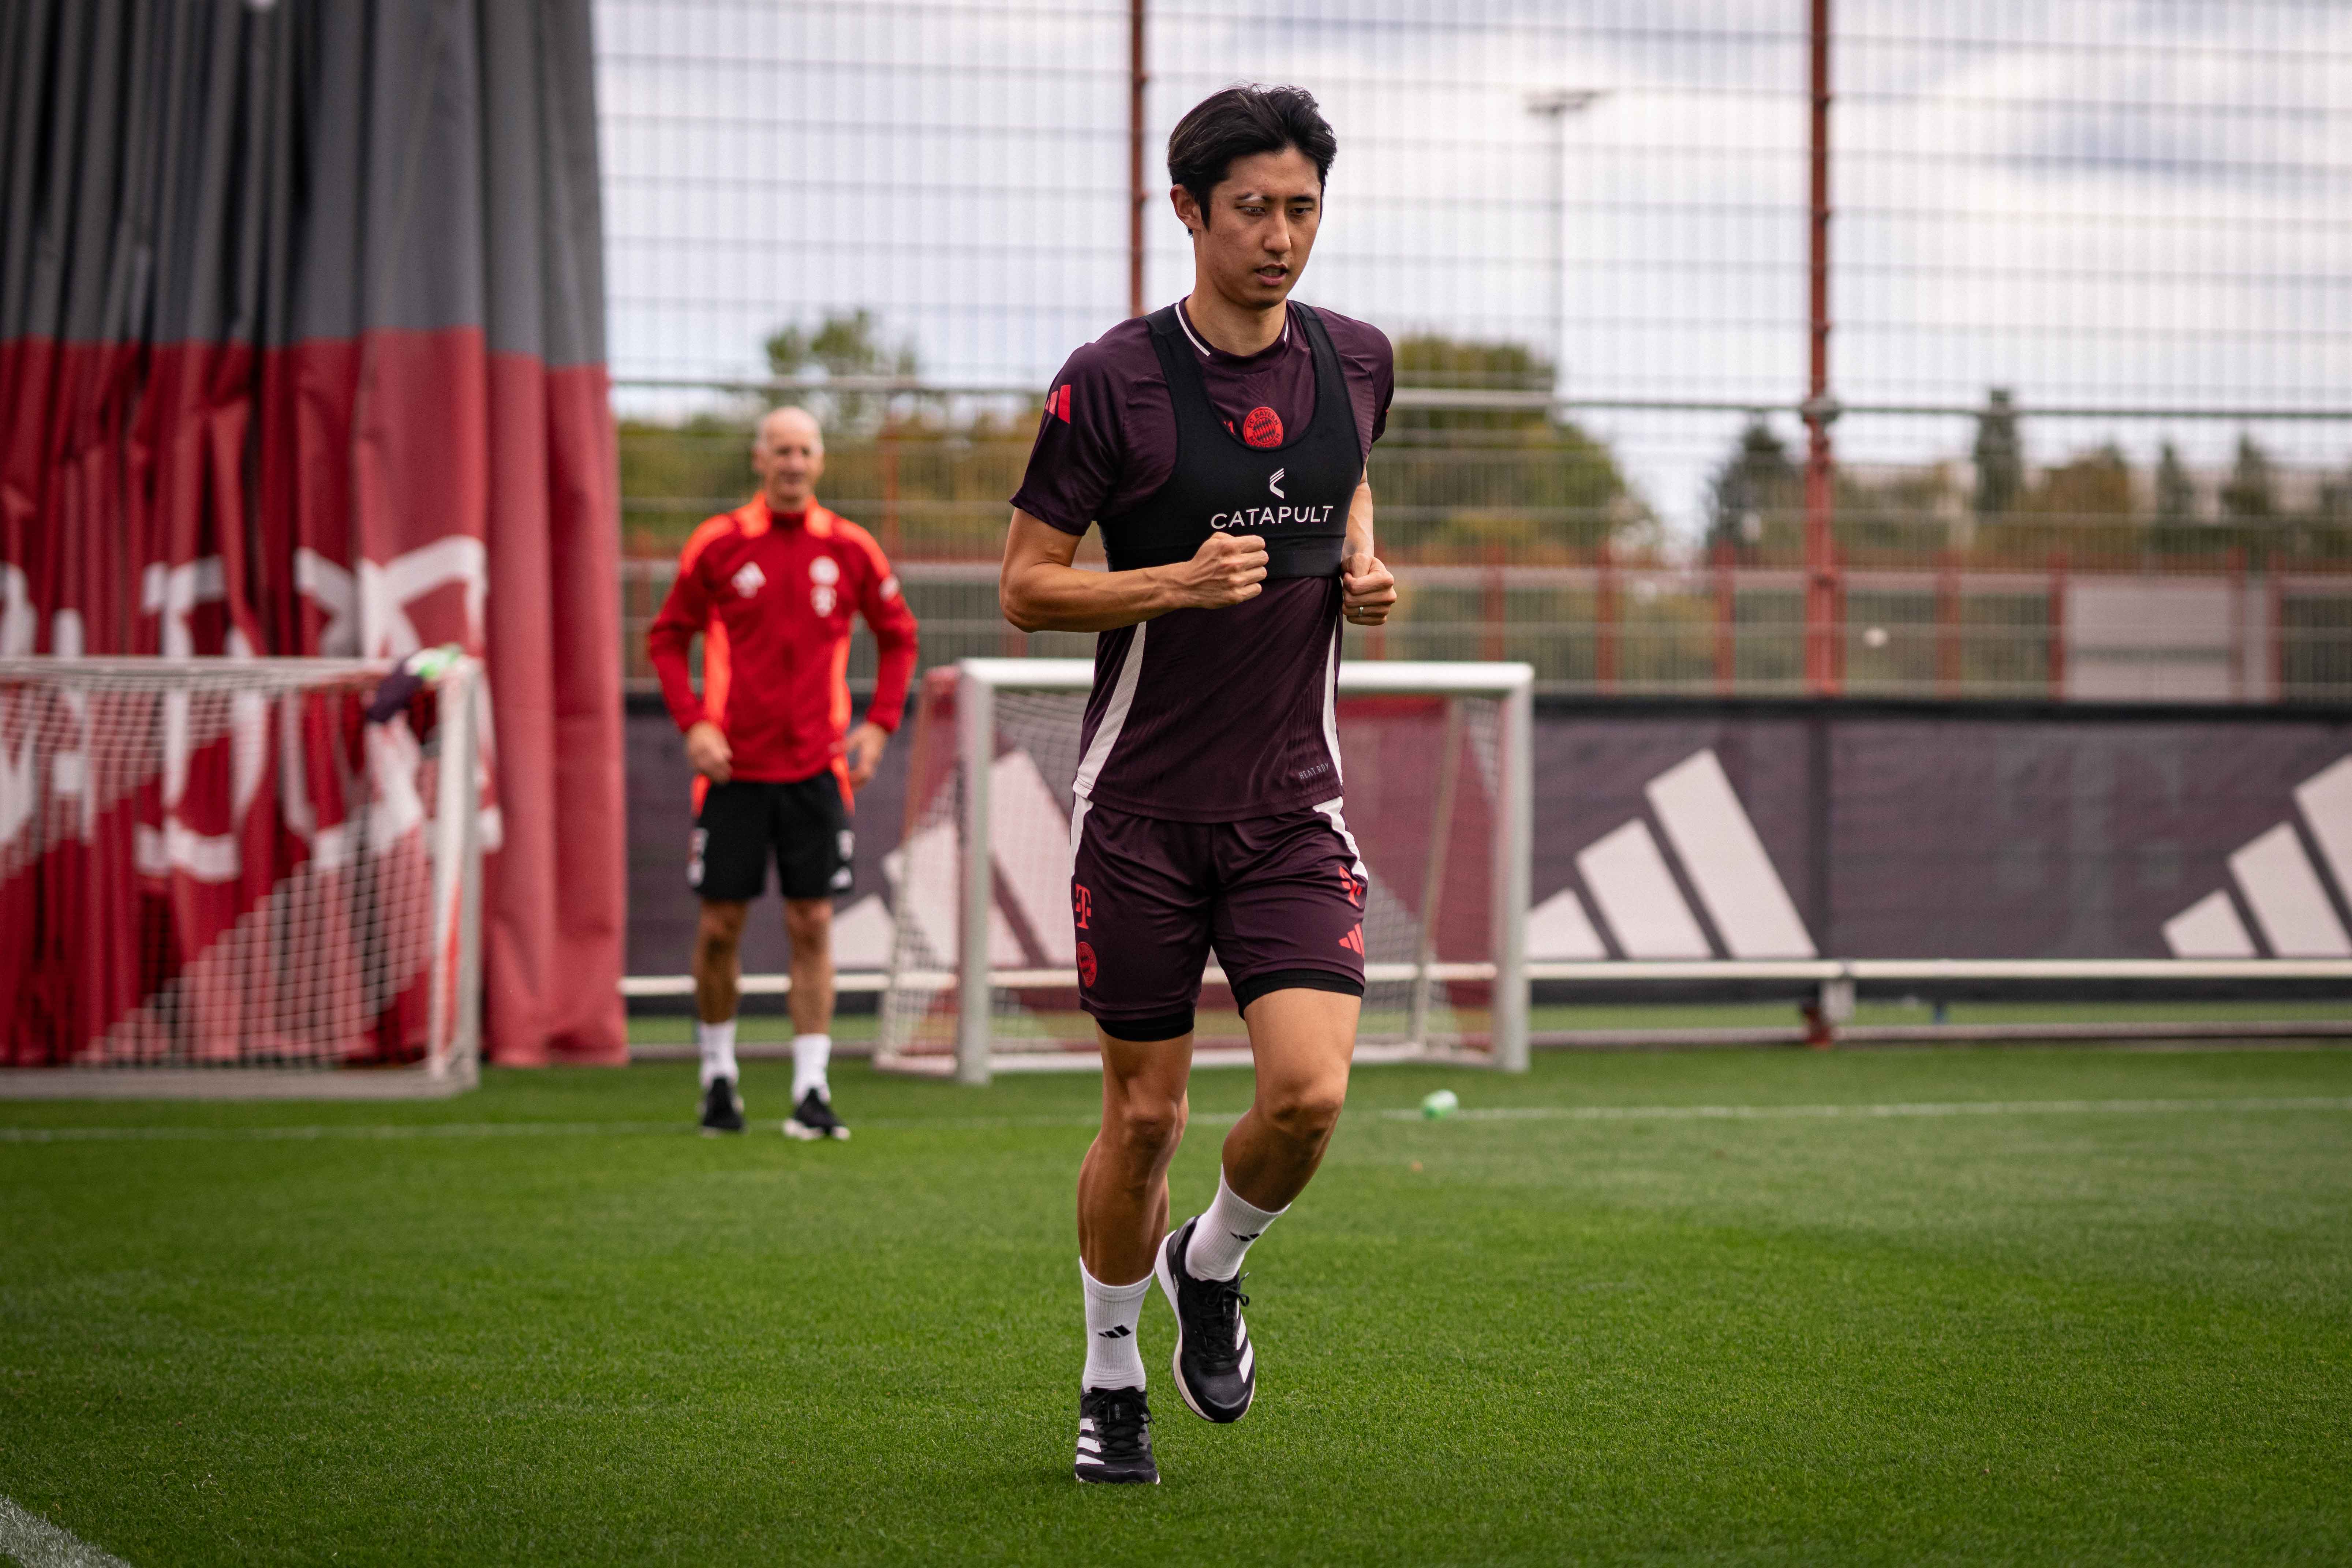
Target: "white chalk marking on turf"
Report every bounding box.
[0,1121,685,1144]
[0,1494,134,1568]
[1378,1095,2352,1124]
[0,1112,1240,1144]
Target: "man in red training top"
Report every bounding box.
[648,406,919,1139]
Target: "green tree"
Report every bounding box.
[1373,333,1646,558]
[2026,445,2134,517]
[2155,441,2196,524]
[2318,469,2352,528]
[2220,433,2277,521]
[765,309,919,435]
[1705,417,1801,555]
[617,411,759,555]
[2009,444,2135,562]
[1972,388,2023,518]
[1835,463,1968,562]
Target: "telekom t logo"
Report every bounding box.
[1073,883,1093,930]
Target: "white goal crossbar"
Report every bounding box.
[878,658,1533,1083]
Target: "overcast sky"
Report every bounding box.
[594,0,2350,534]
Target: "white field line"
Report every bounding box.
[4,1099,2348,1145]
[0,1494,133,1568]
[1379,1095,2352,1123]
[0,1114,1230,1144]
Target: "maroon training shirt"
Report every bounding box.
[1011,300,1395,821]
[1012,302,1392,534]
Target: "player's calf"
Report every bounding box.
[1158,988,1355,1422]
[691,901,752,1133]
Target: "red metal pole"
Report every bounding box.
[2228,545,2247,701]
[1484,543,1507,663]
[1713,541,1736,693]
[1936,550,1961,696]
[2047,552,2068,699]
[1802,0,1840,696]
[1833,543,1848,688]
[1595,542,1618,691]
[879,419,902,560]
[2269,567,2286,703]
[1129,0,1148,318]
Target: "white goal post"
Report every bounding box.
[0,656,484,1098]
[876,657,1532,1083]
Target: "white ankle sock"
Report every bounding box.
[1080,1260,1150,1391]
[791,1033,832,1101]
[1184,1172,1287,1282]
[696,1018,738,1088]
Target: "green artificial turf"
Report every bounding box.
[4,1045,2351,1565]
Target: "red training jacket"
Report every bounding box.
[647,498,919,807]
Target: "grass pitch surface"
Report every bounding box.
[4,1047,2350,1565]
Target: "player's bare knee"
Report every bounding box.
[695,902,748,962]
[783,898,831,953]
[1106,1089,1186,1161]
[1260,1078,1346,1147]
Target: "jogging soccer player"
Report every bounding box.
[648,407,919,1139]
[999,84,1398,1485]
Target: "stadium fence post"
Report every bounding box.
[956,664,996,1084]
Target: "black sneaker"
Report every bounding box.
[698,1076,745,1135]
[1073,1385,1158,1484]
[1154,1216,1255,1423]
[783,1086,850,1141]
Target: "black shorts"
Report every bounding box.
[1070,799,1368,1041]
[689,774,853,903]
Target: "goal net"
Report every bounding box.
[0,656,484,1096]
[878,658,1531,1081]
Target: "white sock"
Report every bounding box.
[696,1018,738,1088]
[1080,1260,1150,1391]
[791,1033,832,1101]
[1184,1171,1287,1282]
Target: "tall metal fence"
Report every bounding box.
[595,0,2352,702]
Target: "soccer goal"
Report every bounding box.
[876,658,1532,1082]
[0,656,485,1097]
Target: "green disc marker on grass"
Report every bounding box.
[1420,1088,1459,1120]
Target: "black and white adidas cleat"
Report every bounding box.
[1155,1215,1255,1423]
[1073,1385,1158,1485]
[699,1076,745,1135]
[783,1086,850,1141]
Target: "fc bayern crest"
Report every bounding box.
[1241,406,1284,448]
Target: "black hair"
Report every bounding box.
[1166,85,1336,222]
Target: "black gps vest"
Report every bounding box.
[1101,302,1364,579]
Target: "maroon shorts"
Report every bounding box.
[1069,800,1368,1041]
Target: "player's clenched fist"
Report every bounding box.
[1167,531,1269,609]
[1342,549,1396,627]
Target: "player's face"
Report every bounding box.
[753,415,825,510]
[1185,147,1323,313]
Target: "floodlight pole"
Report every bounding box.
[1802,0,1843,695]
[1523,89,1602,397]
[1129,0,1148,318]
